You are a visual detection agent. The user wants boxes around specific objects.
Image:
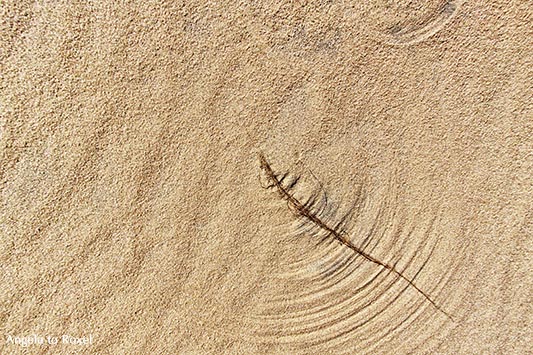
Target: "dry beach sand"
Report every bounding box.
[1,1,532,354]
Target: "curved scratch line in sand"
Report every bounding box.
[385,0,463,46]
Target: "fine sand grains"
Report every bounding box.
[1,1,531,354]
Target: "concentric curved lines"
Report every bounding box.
[257,266,388,332]
[270,240,380,305]
[405,229,472,354]
[258,255,404,346]
[316,247,356,279]
[384,0,463,46]
[258,244,388,318]
[253,154,463,353]
[301,224,435,342]
[356,213,471,354]
[301,191,386,272]
[267,250,372,307]
[351,225,444,351]
[275,229,437,349]
[269,193,391,303]
[259,235,414,344]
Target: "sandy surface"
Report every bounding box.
[1,1,532,354]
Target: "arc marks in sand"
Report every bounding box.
[385,0,463,46]
[259,153,453,320]
[250,153,475,354]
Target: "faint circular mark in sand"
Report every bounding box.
[377,0,464,46]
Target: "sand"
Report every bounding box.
[1,1,531,354]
